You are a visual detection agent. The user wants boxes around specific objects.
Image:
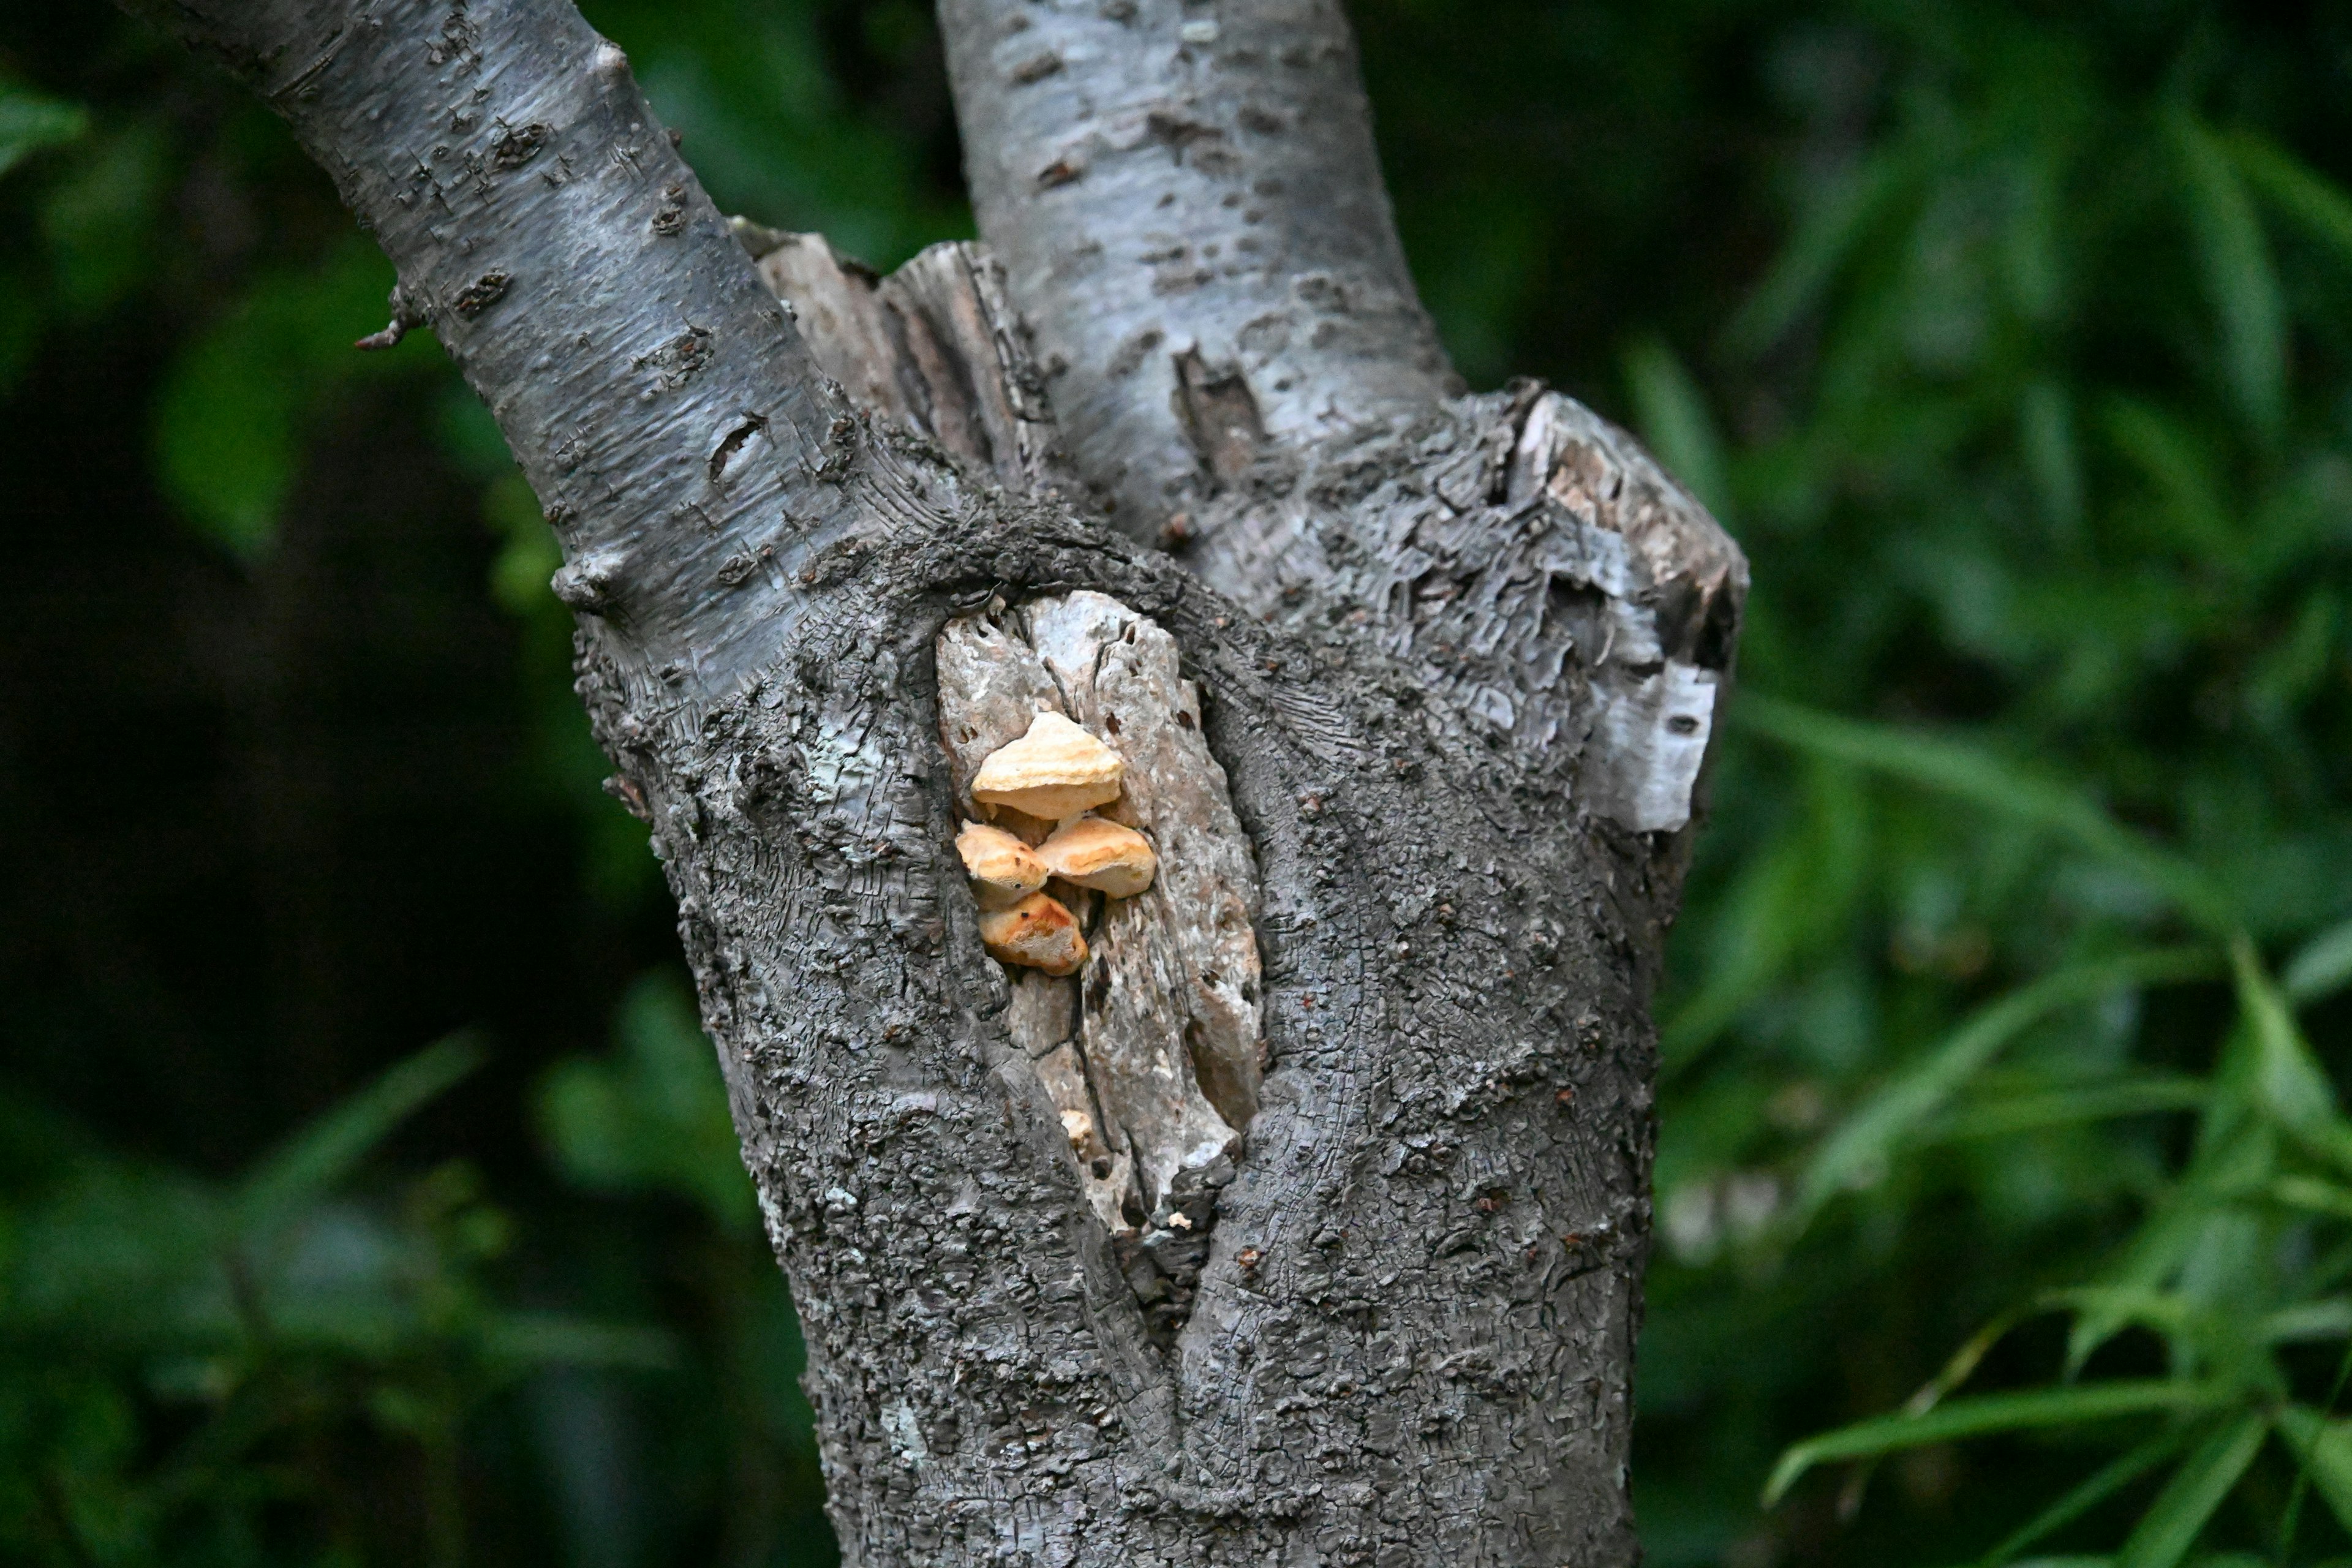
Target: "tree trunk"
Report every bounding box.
[130,1,1745,1562]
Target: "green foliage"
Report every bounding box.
[0,81,86,180]
[1624,6,2352,1559]
[0,1039,675,1566]
[152,239,422,560]
[538,974,759,1234]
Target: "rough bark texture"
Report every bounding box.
[132,0,1746,1563]
[935,0,1457,540]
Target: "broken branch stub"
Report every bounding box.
[937,590,1264,1339]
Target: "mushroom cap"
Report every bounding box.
[971,712,1125,823]
[956,821,1047,905]
[1038,816,1158,899]
[976,892,1088,976]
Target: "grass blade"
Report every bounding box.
[1978,1427,2199,1567]
[2283,916,2352,1006]
[234,1033,486,1240]
[1727,149,1912,355]
[1735,697,2236,933]
[1763,1382,2233,1507]
[1927,1077,2207,1142]
[2231,939,2352,1177]
[2114,1411,2268,1568]
[0,86,89,181]
[1626,335,1732,519]
[2168,111,2286,443]
[2226,128,2352,270]
[1793,950,2216,1227]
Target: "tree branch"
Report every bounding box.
[127,0,856,706]
[937,0,1455,538]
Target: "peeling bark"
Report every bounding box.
[129,0,1746,1562]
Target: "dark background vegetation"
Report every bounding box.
[4,2,2352,1564]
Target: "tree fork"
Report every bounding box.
[127,0,1744,1561]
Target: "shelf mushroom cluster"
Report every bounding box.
[956,712,1158,976]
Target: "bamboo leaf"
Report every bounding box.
[1763,1382,2233,1506]
[1625,335,1732,519]
[1727,150,1912,355]
[2283,916,2352,1006]
[1928,1077,2207,1142]
[0,85,88,181]
[2168,111,2287,443]
[2063,1179,2270,1376]
[1662,760,1869,1068]
[2231,938,2352,1176]
[2114,1411,2268,1568]
[1735,697,2237,933]
[2272,1175,2352,1223]
[2277,1405,2352,1538]
[2225,128,2352,269]
[1978,1427,2198,1567]
[481,1313,679,1372]
[233,1034,485,1242]
[1793,951,2215,1226]
[2260,1300,2352,1343]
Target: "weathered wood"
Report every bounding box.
[938,590,1266,1342]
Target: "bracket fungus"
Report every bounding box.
[954,821,1048,907]
[976,892,1088,976]
[938,591,1265,1341]
[1038,816,1158,897]
[970,710,1125,822]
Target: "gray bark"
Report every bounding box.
[130,1,1746,1563]
[934,0,1457,543]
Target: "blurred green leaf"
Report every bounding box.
[537,972,756,1232]
[1928,1077,2207,1142]
[38,121,164,317]
[2230,937,2352,1177]
[2283,916,2352,1005]
[2020,377,2086,540]
[481,1313,679,1372]
[1626,335,1733,519]
[1728,148,1913,356]
[153,239,413,560]
[0,84,88,180]
[2113,1411,2267,1568]
[2168,111,2286,443]
[1764,1382,2236,1506]
[1738,696,2238,933]
[1794,948,2216,1227]
[2277,1405,2352,1537]
[234,1034,484,1245]
[2226,129,2352,271]
[1978,1428,2200,1567]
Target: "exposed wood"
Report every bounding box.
[749,230,1066,493]
[938,591,1266,1341]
